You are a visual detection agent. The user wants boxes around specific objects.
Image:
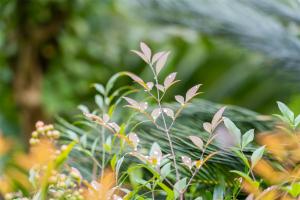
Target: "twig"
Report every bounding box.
[149,63,180,182]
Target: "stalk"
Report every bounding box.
[150,64,180,182]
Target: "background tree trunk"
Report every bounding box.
[13,39,44,142]
[11,0,67,143]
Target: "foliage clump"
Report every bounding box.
[1,43,300,199]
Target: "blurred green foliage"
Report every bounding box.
[0,0,299,138]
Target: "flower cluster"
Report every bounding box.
[45,168,84,200]
[4,192,29,200]
[30,121,60,145]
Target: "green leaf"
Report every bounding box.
[106,72,127,94]
[54,141,77,168]
[224,117,241,147]
[67,130,79,142]
[76,147,93,157]
[295,115,300,127]
[273,114,289,124]
[128,165,144,188]
[94,83,106,95]
[105,97,110,105]
[277,101,294,122]
[233,149,250,168]
[174,178,187,199]
[231,170,259,189]
[111,154,117,171]
[134,178,151,189]
[194,198,203,200]
[116,156,124,178]
[77,105,89,113]
[91,137,99,156]
[95,95,104,109]
[213,185,224,200]
[108,104,116,116]
[286,182,300,197]
[242,129,254,149]
[251,146,265,168]
[41,141,76,200]
[157,182,174,200]
[104,136,112,152]
[80,134,87,148]
[161,163,171,179]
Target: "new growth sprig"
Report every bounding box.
[84,42,207,199]
[34,42,259,200]
[129,42,201,180]
[121,42,229,199]
[4,40,300,200]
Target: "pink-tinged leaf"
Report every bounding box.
[84,113,104,124]
[103,114,110,123]
[128,132,140,149]
[125,72,148,90]
[151,108,161,120]
[126,72,144,83]
[140,42,151,62]
[164,72,177,89]
[123,97,139,108]
[181,156,192,169]
[155,51,170,75]
[152,51,165,64]
[146,82,154,90]
[186,84,202,102]
[189,136,203,150]
[108,122,120,133]
[163,108,174,119]
[139,102,148,111]
[211,106,226,129]
[203,122,212,133]
[214,124,236,148]
[175,95,185,105]
[131,50,148,63]
[155,84,165,92]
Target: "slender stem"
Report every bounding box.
[159,104,180,180]
[240,151,256,181]
[90,155,102,169]
[149,65,180,181]
[157,97,180,181]
[233,151,256,199]
[152,179,157,200]
[183,133,213,194]
[92,157,98,180]
[148,63,180,181]
[100,102,108,181]
[101,126,105,181]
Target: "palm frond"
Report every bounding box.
[136,0,300,72]
[136,99,273,185]
[57,99,273,187]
